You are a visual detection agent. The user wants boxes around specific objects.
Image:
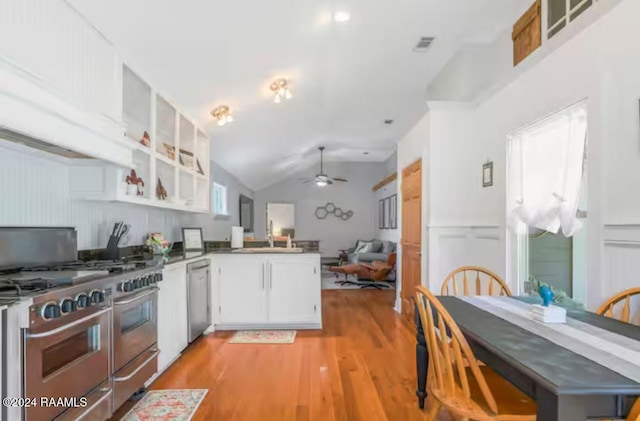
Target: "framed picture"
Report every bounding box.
[384,197,391,229]
[181,227,204,252]
[389,194,397,229]
[378,199,385,229]
[179,149,194,169]
[483,161,493,188]
[162,143,175,160]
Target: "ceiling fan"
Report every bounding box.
[299,146,348,187]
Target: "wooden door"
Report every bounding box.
[401,159,422,319]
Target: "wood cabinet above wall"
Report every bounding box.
[513,0,542,66]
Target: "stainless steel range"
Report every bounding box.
[0,227,162,421]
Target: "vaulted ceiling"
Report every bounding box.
[68,0,530,190]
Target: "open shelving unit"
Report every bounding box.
[70,64,210,213]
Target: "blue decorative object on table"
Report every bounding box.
[539,285,554,307]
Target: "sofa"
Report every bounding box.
[346,239,396,265]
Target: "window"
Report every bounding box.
[548,0,593,38]
[212,183,227,215]
[507,101,587,237]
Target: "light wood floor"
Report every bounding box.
[113,289,445,420]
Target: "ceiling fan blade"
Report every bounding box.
[333,178,348,182]
[302,180,313,184]
[299,177,312,181]
[327,180,334,185]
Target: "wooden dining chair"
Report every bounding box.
[415,285,536,421]
[596,287,640,324]
[441,266,512,297]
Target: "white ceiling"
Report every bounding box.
[68,0,530,190]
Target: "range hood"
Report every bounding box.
[0,57,133,167]
[0,127,93,159]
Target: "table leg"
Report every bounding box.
[537,388,586,421]
[415,303,428,409]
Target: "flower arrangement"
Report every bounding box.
[146,233,171,256]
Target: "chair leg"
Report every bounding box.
[424,397,441,421]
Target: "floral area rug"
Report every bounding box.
[120,389,207,421]
[229,330,296,344]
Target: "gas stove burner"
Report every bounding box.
[0,279,56,296]
[22,259,148,273]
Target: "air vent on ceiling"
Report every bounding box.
[414,36,435,52]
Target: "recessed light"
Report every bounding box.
[334,11,351,22]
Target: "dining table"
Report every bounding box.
[415,295,640,421]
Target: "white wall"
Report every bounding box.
[374,152,399,242]
[420,0,640,309]
[253,161,385,257]
[0,144,252,249]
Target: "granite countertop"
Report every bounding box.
[161,249,321,265]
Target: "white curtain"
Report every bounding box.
[507,102,587,237]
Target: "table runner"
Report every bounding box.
[459,296,640,383]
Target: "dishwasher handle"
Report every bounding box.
[187,259,210,271]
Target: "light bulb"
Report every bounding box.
[285,89,292,100]
[226,115,234,123]
[316,180,328,187]
[274,94,282,104]
[217,119,225,126]
[334,11,351,22]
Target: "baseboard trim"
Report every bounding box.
[214,322,322,330]
[394,297,402,314]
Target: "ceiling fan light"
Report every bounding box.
[274,94,282,104]
[316,180,328,187]
[285,89,292,99]
[226,114,234,123]
[278,87,286,96]
[217,119,226,126]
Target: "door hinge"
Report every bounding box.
[218,305,221,313]
[314,304,317,312]
[218,268,221,274]
[314,267,317,274]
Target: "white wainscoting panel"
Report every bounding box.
[0,147,187,250]
[601,225,640,322]
[428,225,505,292]
[0,0,119,118]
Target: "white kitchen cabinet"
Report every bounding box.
[268,258,320,324]
[157,264,189,372]
[214,255,266,325]
[212,254,322,330]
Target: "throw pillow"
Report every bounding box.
[355,241,373,253]
[371,241,383,253]
[381,241,395,254]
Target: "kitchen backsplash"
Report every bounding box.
[0,146,250,249]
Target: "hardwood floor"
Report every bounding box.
[113,290,445,420]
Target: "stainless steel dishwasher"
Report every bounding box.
[186,259,211,342]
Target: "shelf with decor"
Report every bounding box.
[70,63,210,214]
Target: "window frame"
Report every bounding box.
[212,182,228,215]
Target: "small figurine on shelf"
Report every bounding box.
[125,169,145,196]
[156,177,168,200]
[140,131,151,147]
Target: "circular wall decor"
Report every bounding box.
[315,203,354,221]
[315,207,328,219]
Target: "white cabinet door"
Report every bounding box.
[158,265,188,372]
[217,256,267,324]
[267,257,320,324]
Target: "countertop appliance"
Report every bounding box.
[186,259,210,343]
[0,227,162,421]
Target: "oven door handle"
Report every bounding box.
[113,350,159,382]
[114,288,158,306]
[25,307,112,339]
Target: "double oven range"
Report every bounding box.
[0,227,162,420]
